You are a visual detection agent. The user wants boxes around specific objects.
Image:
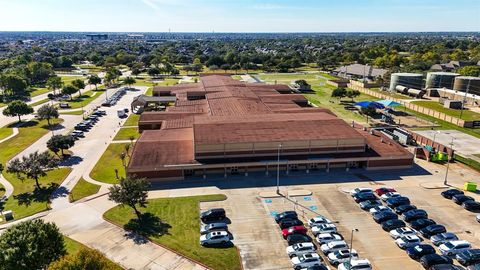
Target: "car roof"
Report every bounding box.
[329,240,346,246]
[302,253,320,259]
[209,231,228,236]
[448,240,470,246]
[296,242,315,247]
[351,259,370,266]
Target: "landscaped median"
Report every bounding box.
[113,127,139,141]
[90,143,129,184]
[103,194,242,270]
[69,177,101,202]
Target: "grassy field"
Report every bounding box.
[59,110,84,115]
[30,98,50,107]
[410,100,480,121]
[61,76,85,85]
[29,87,50,97]
[124,114,140,126]
[104,194,241,270]
[0,182,5,198]
[90,143,129,184]
[69,178,101,202]
[258,72,335,86]
[0,126,13,141]
[113,127,139,141]
[368,87,413,100]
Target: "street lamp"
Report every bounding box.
[276,143,283,194]
[431,130,440,152]
[348,229,359,267]
[444,137,455,186]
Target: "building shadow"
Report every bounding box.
[123,212,171,244]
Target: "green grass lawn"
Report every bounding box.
[258,72,331,86]
[104,194,241,270]
[124,114,140,126]
[113,127,139,141]
[0,182,5,198]
[58,90,103,110]
[30,98,50,107]
[0,126,13,141]
[69,178,101,202]
[410,100,480,121]
[59,110,84,115]
[29,87,50,97]
[90,143,129,184]
[61,76,85,85]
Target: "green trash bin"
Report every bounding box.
[464,182,477,192]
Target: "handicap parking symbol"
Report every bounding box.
[264,199,272,204]
[303,196,312,201]
[309,205,318,211]
[270,211,278,217]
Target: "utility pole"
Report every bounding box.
[348,229,359,266]
[444,137,454,186]
[276,144,282,194]
[459,78,472,120]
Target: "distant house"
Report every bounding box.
[86,34,108,41]
[333,64,387,80]
[430,61,475,72]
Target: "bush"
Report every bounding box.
[49,248,119,270]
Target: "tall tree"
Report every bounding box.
[47,135,75,156]
[48,248,119,270]
[123,76,136,88]
[88,74,102,91]
[0,219,66,270]
[2,100,33,122]
[108,176,150,220]
[36,104,59,127]
[61,85,78,101]
[71,79,86,96]
[0,74,28,97]
[331,88,347,101]
[7,151,59,189]
[46,76,63,96]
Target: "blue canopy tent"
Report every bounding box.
[376,99,401,107]
[354,101,385,109]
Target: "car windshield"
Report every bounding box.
[444,242,455,248]
[414,246,423,252]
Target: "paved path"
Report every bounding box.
[0,127,18,144]
[0,174,14,200]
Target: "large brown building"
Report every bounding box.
[127,74,414,181]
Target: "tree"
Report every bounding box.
[2,100,33,122]
[47,135,75,156]
[46,76,63,96]
[0,219,66,270]
[36,104,59,127]
[147,67,161,78]
[62,85,78,101]
[88,75,102,91]
[346,89,361,101]
[7,151,59,189]
[108,176,150,220]
[331,88,347,101]
[0,74,28,97]
[26,61,54,84]
[458,66,480,77]
[361,106,376,116]
[71,79,86,96]
[123,76,136,88]
[48,248,119,270]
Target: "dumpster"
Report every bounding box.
[464,182,477,192]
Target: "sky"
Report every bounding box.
[0,0,479,32]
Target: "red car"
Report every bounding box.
[375,187,396,196]
[282,225,307,239]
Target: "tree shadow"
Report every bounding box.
[12,183,59,206]
[59,155,83,166]
[41,123,64,131]
[123,212,172,244]
[8,120,39,128]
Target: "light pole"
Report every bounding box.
[348,229,359,267]
[431,130,440,152]
[276,143,282,194]
[444,137,454,186]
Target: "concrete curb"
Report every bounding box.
[419,182,451,190]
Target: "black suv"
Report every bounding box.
[420,254,452,269]
[403,209,428,222]
[395,204,417,215]
[410,218,436,230]
[456,249,480,266]
[441,189,464,199]
[386,196,410,208]
[420,224,446,238]
[406,244,436,260]
[200,208,226,223]
[275,211,298,223]
[463,201,480,212]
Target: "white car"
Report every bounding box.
[286,242,317,258]
[369,205,391,215]
[350,188,373,197]
[390,227,417,239]
[199,231,230,246]
[327,249,358,265]
[312,223,337,236]
[338,259,372,270]
[395,235,422,249]
[316,233,343,245]
[308,216,332,227]
[291,253,322,270]
[439,240,471,256]
[200,222,228,234]
[381,192,401,201]
[320,240,349,255]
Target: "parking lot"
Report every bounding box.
[192,162,480,270]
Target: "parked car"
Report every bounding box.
[373,211,398,223]
[354,192,378,203]
[406,244,436,260]
[327,249,358,266]
[410,219,437,230]
[431,233,459,246]
[291,253,322,270]
[200,208,226,223]
[456,249,480,266]
[420,224,446,238]
[280,219,304,229]
[429,264,463,270]
[359,200,382,210]
[200,222,228,235]
[467,264,480,270]
[286,242,317,258]
[403,209,428,222]
[199,231,230,246]
[386,196,411,208]
[71,130,85,138]
[381,192,401,201]
[287,234,312,246]
[275,211,298,223]
[375,187,396,196]
[283,225,307,239]
[420,254,453,269]
[369,205,392,215]
[311,223,337,236]
[441,189,464,199]
[381,219,406,232]
[320,241,349,255]
[299,265,330,270]
[350,188,373,197]
[463,201,480,212]
[316,233,343,245]
[439,240,471,256]
[338,259,372,270]
[390,227,417,239]
[396,235,423,249]
[308,216,332,227]
[395,204,417,215]
[452,194,475,205]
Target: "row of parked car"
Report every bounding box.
[70,109,106,139]
[441,189,480,221]
[351,187,480,269]
[274,210,372,270]
[198,208,233,247]
[102,88,127,107]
